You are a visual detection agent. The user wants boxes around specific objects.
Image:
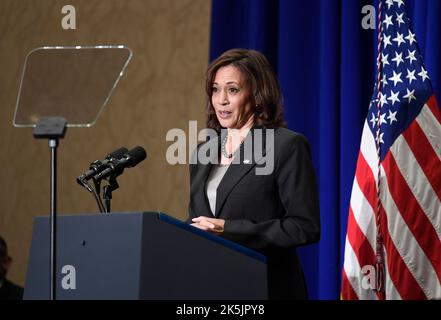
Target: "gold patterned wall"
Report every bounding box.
[0,0,211,286]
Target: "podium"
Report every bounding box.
[24,212,268,300]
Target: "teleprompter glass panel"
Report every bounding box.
[13,46,132,128]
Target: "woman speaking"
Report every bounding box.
[188,49,320,299]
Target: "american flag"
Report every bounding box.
[341,0,441,299]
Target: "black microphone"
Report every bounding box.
[93,146,147,181]
[76,147,128,190]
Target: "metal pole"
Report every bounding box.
[49,138,58,300]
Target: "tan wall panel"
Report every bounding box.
[0,0,211,286]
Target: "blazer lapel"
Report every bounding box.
[214,126,269,217]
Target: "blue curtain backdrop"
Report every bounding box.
[209,0,441,299]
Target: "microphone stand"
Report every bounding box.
[103,175,119,213]
[92,178,106,213]
[77,166,116,214]
[33,117,67,301]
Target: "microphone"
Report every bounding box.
[76,147,128,190]
[93,146,147,181]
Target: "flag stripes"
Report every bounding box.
[402,119,441,200]
[383,149,441,281]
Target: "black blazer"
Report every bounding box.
[188,126,320,299]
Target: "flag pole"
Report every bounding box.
[375,0,385,299]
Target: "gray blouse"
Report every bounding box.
[206,164,230,215]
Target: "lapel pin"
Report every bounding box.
[243,159,251,164]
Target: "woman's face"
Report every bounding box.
[211,65,254,129]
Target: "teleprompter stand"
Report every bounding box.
[33,116,67,300]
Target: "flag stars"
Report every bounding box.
[386,0,394,9]
[405,30,417,45]
[405,49,417,64]
[396,13,405,27]
[379,92,388,107]
[379,113,387,125]
[369,99,379,110]
[370,113,377,128]
[387,110,398,125]
[394,0,404,9]
[393,32,405,47]
[383,34,392,49]
[381,53,390,67]
[418,67,429,81]
[381,74,389,87]
[391,51,404,67]
[403,88,416,103]
[376,132,385,144]
[389,70,403,86]
[387,90,400,106]
[406,68,417,84]
[383,14,394,29]
[362,1,435,166]
[369,2,432,149]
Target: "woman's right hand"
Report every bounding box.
[191,216,225,234]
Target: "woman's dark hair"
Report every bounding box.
[205,49,287,132]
